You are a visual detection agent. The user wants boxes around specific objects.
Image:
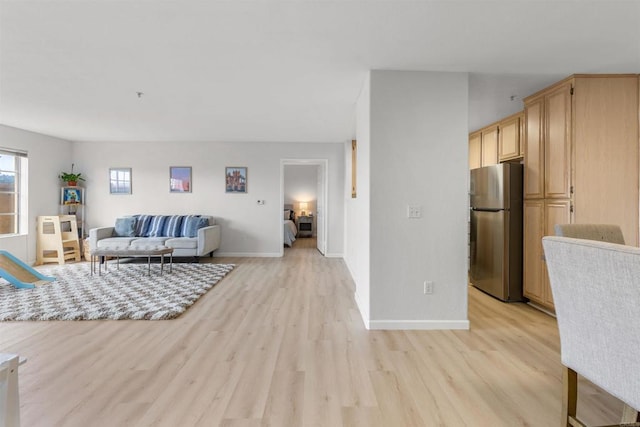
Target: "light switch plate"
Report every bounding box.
[407,205,422,218]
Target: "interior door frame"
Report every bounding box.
[280,158,329,256]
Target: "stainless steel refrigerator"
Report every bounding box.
[469,163,523,302]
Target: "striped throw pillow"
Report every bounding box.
[179,215,200,237]
[133,215,153,237]
[146,215,168,237]
[183,216,210,238]
[162,215,184,237]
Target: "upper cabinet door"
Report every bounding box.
[469,131,482,169]
[544,82,573,199]
[524,98,545,199]
[498,113,522,161]
[481,125,499,166]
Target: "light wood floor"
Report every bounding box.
[0,238,625,426]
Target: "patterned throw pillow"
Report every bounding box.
[146,216,168,237]
[134,215,153,237]
[162,215,184,237]
[183,216,209,238]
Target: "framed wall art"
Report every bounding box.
[225,167,247,193]
[170,166,192,193]
[62,187,82,204]
[109,167,132,194]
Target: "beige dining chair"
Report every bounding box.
[553,224,638,423]
[554,223,625,245]
[543,236,640,426]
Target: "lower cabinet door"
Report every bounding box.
[543,199,572,309]
[523,200,545,303]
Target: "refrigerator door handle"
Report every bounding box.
[471,208,502,212]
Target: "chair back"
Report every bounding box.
[542,236,640,411]
[554,223,625,244]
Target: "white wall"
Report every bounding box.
[72,141,344,257]
[347,71,470,330]
[345,74,372,327]
[369,70,469,329]
[0,125,72,263]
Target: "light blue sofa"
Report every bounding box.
[89,215,220,260]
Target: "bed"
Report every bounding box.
[284,204,297,247]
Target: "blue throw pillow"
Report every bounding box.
[162,215,184,237]
[179,215,200,237]
[183,216,209,238]
[133,215,153,237]
[114,217,136,237]
[146,215,168,237]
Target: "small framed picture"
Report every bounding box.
[62,187,82,204]
[225,167,247,193]
[109,167,132,194]
[170,167,192,193]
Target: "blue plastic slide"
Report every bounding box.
[0,250,56,289]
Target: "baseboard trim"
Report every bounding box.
[324,252,343,258]
[526,302,556,318]
[368,319,470,330]
[354,291,370,329]
[214,252,281,258]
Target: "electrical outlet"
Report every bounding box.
[423,280,434,294]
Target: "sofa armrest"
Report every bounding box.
[89,227,115,251]
[197,225,221,256]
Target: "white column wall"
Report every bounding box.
[344,74,372,327]
[368,70,469,329]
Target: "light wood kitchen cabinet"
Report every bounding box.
[524,98,545,199]
[523,200,544,303]
[469,125,499,169]
[523,74,639,312]
[498,112,522,161]
[542,200,571,308]
[519,116,525,158]
[480,125,498,167]
[469,131,482,169]
[523,199,571,309]
[544,82,572,199]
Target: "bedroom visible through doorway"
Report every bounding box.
[280,159,328,256]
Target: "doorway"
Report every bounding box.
[280,159,328,256]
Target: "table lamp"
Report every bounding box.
[300,202,308,216]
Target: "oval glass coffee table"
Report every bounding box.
[90,246,174,276]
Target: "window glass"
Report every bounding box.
[0,153,23,235]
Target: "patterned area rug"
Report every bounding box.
[0,263,234,321]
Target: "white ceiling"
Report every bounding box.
[1,1,639,143]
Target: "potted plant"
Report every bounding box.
[58,164,85,186]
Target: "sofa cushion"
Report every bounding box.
[96,237,137,248]
[182,216,209,238]
[131,237,169,246]
[134,215,154,237]
[162,215,184,237]
[165,237,198,250]
[146,215,168,237]
[114,217,137,237]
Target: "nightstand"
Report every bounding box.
[297,216,313,237]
